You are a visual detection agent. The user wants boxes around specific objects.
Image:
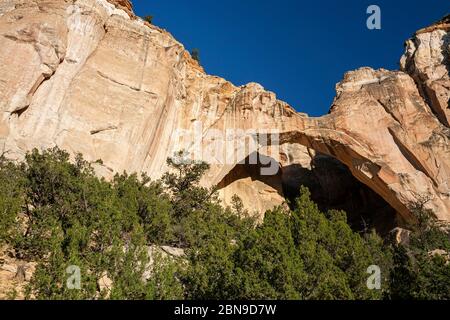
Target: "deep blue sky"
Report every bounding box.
[133,1,449,116]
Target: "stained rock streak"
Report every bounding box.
[0,1,448,223]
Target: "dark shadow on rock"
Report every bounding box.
[282,154,398,236]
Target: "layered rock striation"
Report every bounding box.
[0,0,448,224]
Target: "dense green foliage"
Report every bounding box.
[0,148,449,300]
[1,149,183,299]
[182,190,390,300]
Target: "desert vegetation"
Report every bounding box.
[0,148,449,300]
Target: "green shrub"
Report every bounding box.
[0,148,181,299]
[0,155,25,245]
[182,187,391,300]
[388,204,450,300]
[0,147,447,300]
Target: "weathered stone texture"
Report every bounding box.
[0,1,448,222]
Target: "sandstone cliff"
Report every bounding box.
[0,0,448,226]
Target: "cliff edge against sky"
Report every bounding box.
[0,0,448,226]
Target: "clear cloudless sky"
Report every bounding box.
[133,0,449,116]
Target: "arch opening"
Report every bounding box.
[282,153,399,235]
[216,150,400,235]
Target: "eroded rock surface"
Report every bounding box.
[0,1,448,223]
[401,15,450,126]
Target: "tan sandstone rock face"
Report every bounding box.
[401,15,450,127]
[278,67,450,222]
[0,1,448,224]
